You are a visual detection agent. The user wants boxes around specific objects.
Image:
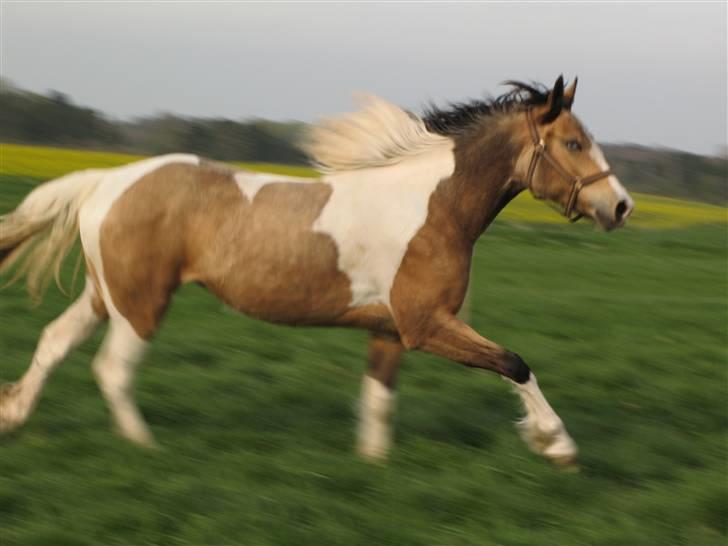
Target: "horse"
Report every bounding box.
[0,76,633,466]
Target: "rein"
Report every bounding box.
[524,108,612,222]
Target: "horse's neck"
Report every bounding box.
[445,120,526,243]
[321,122,525,251]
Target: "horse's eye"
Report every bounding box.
[565,139,582,152]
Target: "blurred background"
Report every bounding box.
[1,3,726,546]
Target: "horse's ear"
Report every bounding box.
[539,75,564,124]
[563,77,578,111]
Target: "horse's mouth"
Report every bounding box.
[593,211,627,232]
[588,201,632,231]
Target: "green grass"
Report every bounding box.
[0,147,726,545]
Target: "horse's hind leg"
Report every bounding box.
[91,316,156,447]
[88,270,174,447]
[0,279,105,433]
[357,332,403,460]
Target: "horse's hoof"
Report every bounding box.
[0,383,26,433]
[114,425,159,449]
[549,453,580,472]
[357,444,389,463]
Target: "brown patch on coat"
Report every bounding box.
[389,177,473,345]
[99,162,353,339]
[388,116,532,382]
[391,116,523,341]
[366,332,403,389]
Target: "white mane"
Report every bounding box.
[303,94,451,173]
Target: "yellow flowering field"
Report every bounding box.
[1,142,724,227]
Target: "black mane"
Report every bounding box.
[423,80,550,136]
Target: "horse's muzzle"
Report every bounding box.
[594,196,634,231]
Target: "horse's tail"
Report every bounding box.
[0,169,106,303]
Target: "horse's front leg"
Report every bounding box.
[400,310,578,467]
[357,332,403,461]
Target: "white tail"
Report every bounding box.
[0,169,106,301]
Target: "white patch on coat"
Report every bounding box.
[510,373,578,463]
[357,374,395,460]
[314,141,456,307]
[589,142,632,206]
[233,171,310,202]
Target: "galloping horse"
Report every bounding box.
[0,76,633,466]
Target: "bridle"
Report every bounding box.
[524,107,612,222]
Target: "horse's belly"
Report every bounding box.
[202,253,354,325]
[189,192,356,324]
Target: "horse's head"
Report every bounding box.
[522,76,634,230]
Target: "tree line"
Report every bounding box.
[0,81,307,165]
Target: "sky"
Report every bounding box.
[1,1,726,156]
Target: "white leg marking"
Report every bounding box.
[92,318,154,446]
[510,373,578,465]
[357,375,395,460]
[0,280,102,432]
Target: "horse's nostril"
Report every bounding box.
[615,200,629,222]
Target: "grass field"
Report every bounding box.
[0,144,726,545]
